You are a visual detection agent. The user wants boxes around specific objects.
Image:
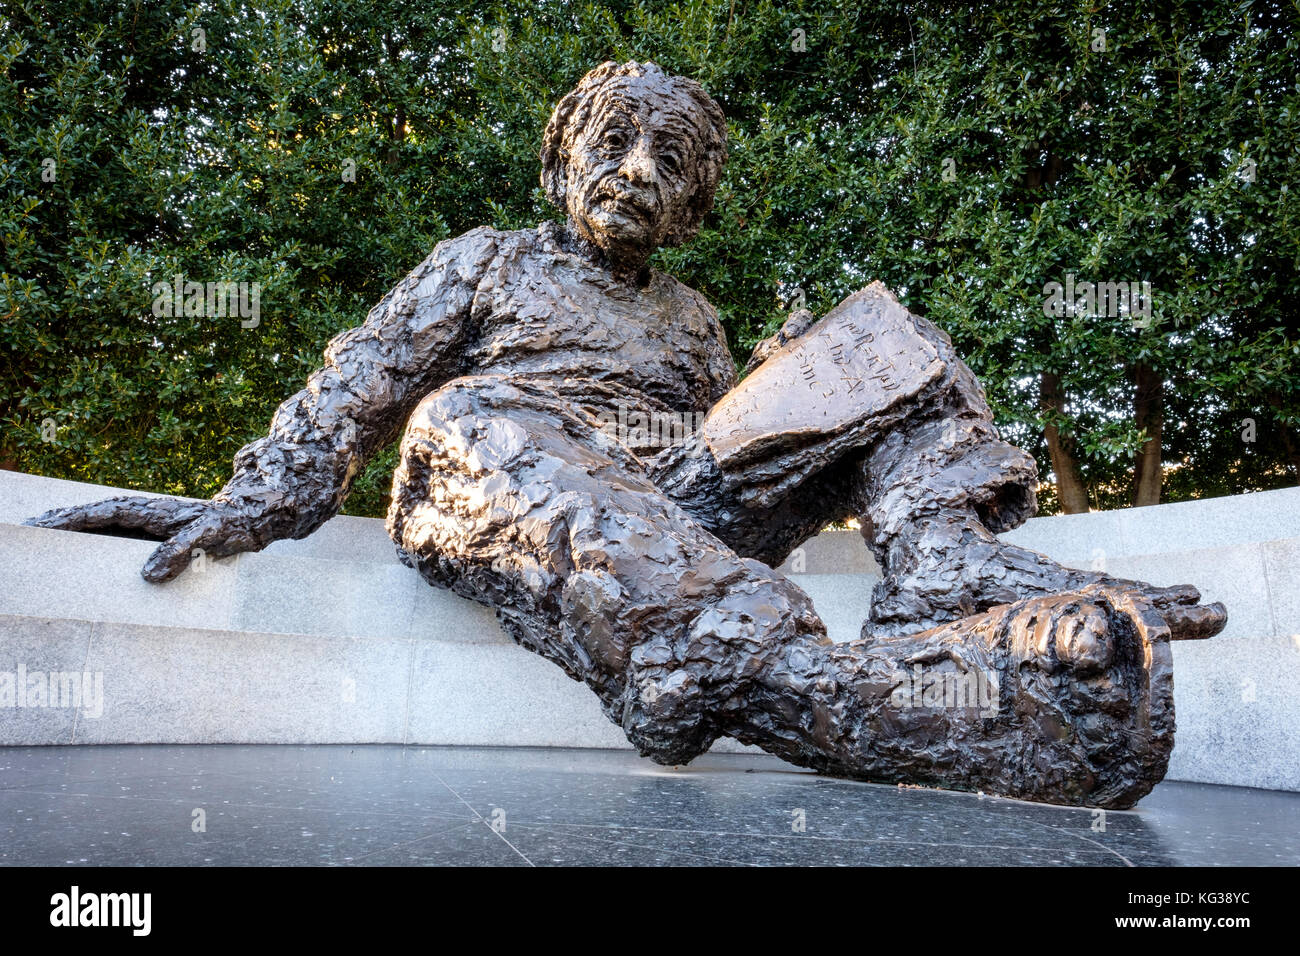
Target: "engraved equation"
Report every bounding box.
[701,286,946,470]
[792,315,903,401]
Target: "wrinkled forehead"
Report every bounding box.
[582,77,709,148]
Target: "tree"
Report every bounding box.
[3,0,1296,521]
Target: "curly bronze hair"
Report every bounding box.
[539,60,728,246]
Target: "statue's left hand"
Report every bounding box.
[743,309,818,376]
[24,495,273,583]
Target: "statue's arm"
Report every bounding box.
[26,227,500,581]
[216,227,498,537]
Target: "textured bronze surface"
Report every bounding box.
[27,61,1226,808]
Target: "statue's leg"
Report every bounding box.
[386,374,828,765]
[853,417,1223,639]
[851,335,1225,641]
[388,375,1178,807]
[649,283,1225,643]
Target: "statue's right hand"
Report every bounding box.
[23,495,265,583]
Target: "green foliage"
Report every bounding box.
[3,0,1297,520]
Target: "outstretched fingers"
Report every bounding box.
[27,494,275,584]
[140,511,255,583]
[25,496,207,539]
[1116,580,1226,640]
[1163,601,1228,641]
[1143,582,1203,608]
[1099,578,1225,641]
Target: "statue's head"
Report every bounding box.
[540,61,727,274]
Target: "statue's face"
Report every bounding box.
[563,81,707,268]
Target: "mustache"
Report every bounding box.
[589,179,659,211]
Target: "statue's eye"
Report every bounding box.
[602,128,628,150]
[661,152,682,174]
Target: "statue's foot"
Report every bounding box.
[837,584,1176,808]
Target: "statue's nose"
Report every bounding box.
[618,133,657,185]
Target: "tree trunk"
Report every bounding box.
[1039,371,1090,513]
[1131,362,1164,506]
[1266,391,1300,481]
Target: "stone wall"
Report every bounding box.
[2,469,1296,792]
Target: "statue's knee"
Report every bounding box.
[621,668,718,765]
[392,381,515,548]
[406,378,492,438]
[618,575,820,765]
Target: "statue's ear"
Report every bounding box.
[540,148,567,211]
[665,164,718,246]
[664,190,705,246]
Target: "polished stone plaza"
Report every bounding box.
[1,745,1295,866]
